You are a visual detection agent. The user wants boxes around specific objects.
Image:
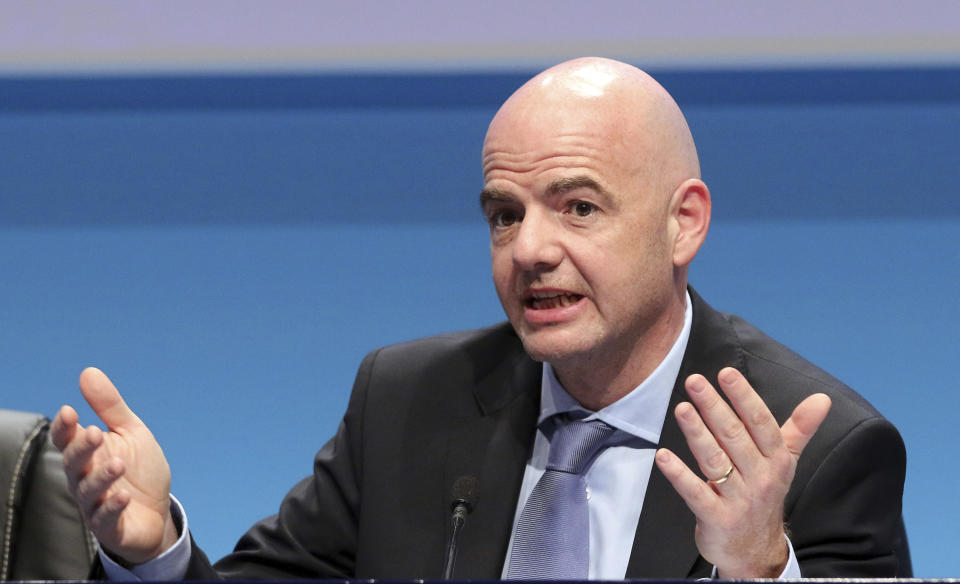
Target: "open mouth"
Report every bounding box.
[525,292,583,310]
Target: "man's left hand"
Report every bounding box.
[654,367,832,578]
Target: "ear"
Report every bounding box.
[669,178,711,267]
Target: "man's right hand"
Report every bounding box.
[51,367,178,565]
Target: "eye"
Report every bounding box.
[489,208,521,228]
[570,201,597,217]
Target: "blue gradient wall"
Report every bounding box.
[2,69,958,575]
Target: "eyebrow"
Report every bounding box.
[478,187,514,210]
[478,175,617,210]
[545,176,612,201]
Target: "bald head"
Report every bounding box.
[482,58,711,396]
[483,57,700,198]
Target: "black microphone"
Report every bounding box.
[441,475,479,580]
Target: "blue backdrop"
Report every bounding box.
[2,68,958,575]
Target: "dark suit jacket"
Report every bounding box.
[186,290,906,579]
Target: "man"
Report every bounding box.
[52,58,906,579]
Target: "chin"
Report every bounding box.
[516,328,595,364]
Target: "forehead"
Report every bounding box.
[481,105,641,191]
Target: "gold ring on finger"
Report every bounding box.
[707,463,735,485]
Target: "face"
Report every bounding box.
[481,97,681,370]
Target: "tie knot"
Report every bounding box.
[545,416,616,474]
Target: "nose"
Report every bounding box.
[512,210,563,271]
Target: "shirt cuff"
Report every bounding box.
[99,494,192,581]
[706,533,800,579]
[778,534,801,579]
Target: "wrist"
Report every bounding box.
[160,506,180,553]
[717,532,789,578]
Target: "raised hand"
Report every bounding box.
[50,367,178,565]
[654,367,832,578]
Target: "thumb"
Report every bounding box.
[79,367,142,431]
[781,393,832,457]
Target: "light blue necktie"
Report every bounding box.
[507,416,616,580]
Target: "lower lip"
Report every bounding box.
[522,296,587,325]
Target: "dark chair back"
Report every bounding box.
[0,409,95,580]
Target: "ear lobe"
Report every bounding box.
[670,178,711,267]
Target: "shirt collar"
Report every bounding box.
[538,291,693,445]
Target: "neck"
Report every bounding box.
[551,290,687,411]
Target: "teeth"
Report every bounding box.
[528,293,581,309]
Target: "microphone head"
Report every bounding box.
[451,475,479,512]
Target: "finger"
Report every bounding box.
[674,401,735,484]
[684,374,762,474]
[715,367,783,457]
[75,456,125,516]
[61,425,104,485]
[50,405,80,451]
[87,488,132,539]
[781,393,832,456]
[79,367,141,431]
[654,448,721,518]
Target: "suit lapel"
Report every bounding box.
[441,329,541,579]
[626,289,745,578]
[626,383,701,577]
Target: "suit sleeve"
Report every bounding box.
[183,349,380,580]
[787,416,907,577]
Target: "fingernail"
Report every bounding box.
[687,376,704,393]
[720,368,738,384]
